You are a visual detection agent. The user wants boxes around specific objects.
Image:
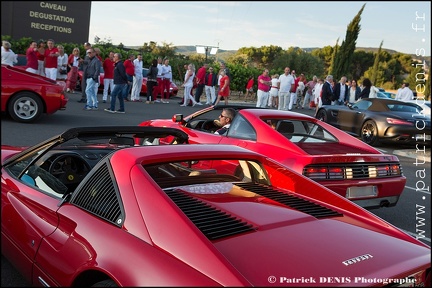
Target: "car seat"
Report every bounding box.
[276,121,295,139]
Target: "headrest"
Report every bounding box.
[276,121,294,133]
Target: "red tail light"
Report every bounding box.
[303,163,402,180]
[304,166,344,180]
[386,118,414,126]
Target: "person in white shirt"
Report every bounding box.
[313,78,324,114]
[395,83,414,101]
[160,58,172,103]
[131,54,144,102]
[278,67,294,110]
[269,74,280,108]
[1,41,18,66]
[369,85,379,98]
[154,57,163,102]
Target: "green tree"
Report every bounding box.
[348,50,374,80]
[332,3,365,80]
[406,60,427,95]
[236,45,283,69]
[384,58,400,88]
[328,38,339,76]
[311,45,334,75]
[423,68,430,100]
[370,40,383,85]
[272,48,324,79]
[227,53,251,67]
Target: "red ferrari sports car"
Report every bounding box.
[76,67,179,97]
[1,126,430,287]
[1,64,68,123]
[138,105,407,209]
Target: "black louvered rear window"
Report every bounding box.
[235,182,342,218]
[71,162,124,226]
[165,188,256,240]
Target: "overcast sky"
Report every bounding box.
[88,1,431,55]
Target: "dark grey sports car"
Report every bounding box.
[315,98,431,146]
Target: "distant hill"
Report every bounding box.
[174,45,429,64]
[127,45,430,65]
[172,45,408,55]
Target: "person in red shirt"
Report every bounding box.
[44,39,59,81]
[194,63,208,104]
[256,69,272,108]
[214,69,230,106]
[102,51,115,103]
[123,54,135,101]
[25,41,38,74]
[244,76,254,102]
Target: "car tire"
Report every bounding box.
[315,109,327,122]
[8,92,43,123]
[91,279,117,287]
[361,120,380,146]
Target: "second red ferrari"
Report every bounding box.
[138,105,407,209]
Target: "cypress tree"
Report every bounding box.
[370,40,383,85]
[328,38,339,76]
[332,3,366,80]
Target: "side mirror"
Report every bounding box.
[172,114,183,123]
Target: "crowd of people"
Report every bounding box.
[179,61,232,107]
[2,39,417,115]
[0,40,179,113]
[245,66,416,115]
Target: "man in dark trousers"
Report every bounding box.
[204,67,218,105]
[78,42,92,103]
[321,75,335,106]
[194,63,208,104]
[104,53,128,113]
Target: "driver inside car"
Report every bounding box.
[214,108,236,135]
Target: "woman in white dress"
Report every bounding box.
[313,78,324,114]
[181,64,199,107]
